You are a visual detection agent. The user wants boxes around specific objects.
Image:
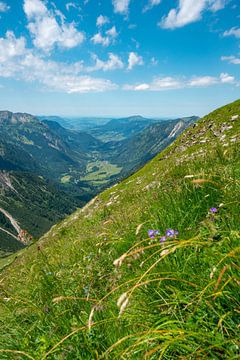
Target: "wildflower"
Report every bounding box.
[165,229,179,238]
[160,236,167,243]
[165,229,175,237]
[210,207,218,214]
[148,230,159,239]
[148,230,155,238]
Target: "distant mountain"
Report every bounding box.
[0,112,82,180]
[38,116,110,131]
[42,120,102,152]
[38,115,71,129]
[88,115,160,141]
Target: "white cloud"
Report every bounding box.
[0,1,10,12]
[209,0,226,12]
[106,26,118,38]
[124,73,237,91]
[87,53,124,72]
[134,83,150,91]
[143,0,161,13]
[96,15,109,27]
[223,27,240,38]
[188,75,218,87]
[124,77,181,90]
[91,33,110,46]
[66,2,80,12]
[152,77,182,89]
[24,0,47,17]
[220,72,235,84]
[0,31,26,62]
[0,32,116,93]
[91,26,118,47]
[127,52,144,70]
[23,0,84,52]
[112,0,130,14]
[221,55,240,65]
[160,0,227,29]
[160,0,206,29]
[48,75,116,93]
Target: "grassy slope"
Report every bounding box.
[0,100,240,359]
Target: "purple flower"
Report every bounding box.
[165,229,175,237]
[210,207,218,214]
[160,236,167,243]
[148,230,160,239]
[165,229,179,238]
[148,230,155,238]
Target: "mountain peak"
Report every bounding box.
[0,111,37,125]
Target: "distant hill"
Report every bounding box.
[38,116,110,130]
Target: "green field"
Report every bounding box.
[80,160,122,183]
[60,175,72,184]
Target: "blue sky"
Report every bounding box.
[0,0,239,117]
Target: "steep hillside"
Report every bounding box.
[0,112,87,179]
[0,171,79,257]
[42,120,102,152]
[0,100,239,359]
[104,117,196,175]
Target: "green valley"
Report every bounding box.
[0,111,195,258]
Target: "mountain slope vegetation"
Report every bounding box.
[0,100,239,359]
